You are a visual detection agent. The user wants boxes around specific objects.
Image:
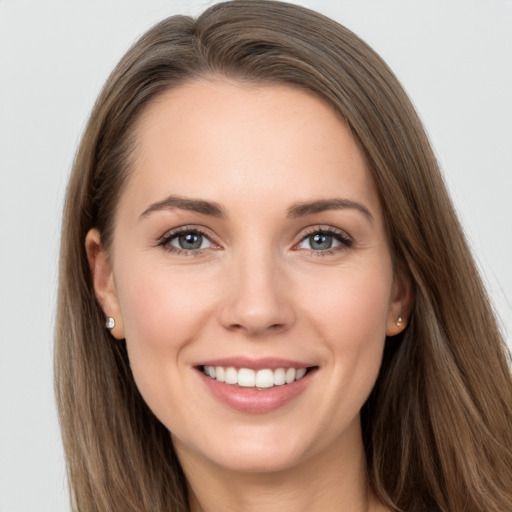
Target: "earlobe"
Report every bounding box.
[85,228,125,339]
[386,268,413,337]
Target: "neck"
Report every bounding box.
[175,420,386,512]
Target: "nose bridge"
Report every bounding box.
[219,240,295,335]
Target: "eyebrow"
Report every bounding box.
[139,195,373,222]
[139,195,227,220]
[287,198,373,222]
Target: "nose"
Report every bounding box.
[219,250,296,337]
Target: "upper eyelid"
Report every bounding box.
[158,225,217,243]
[296,225,352,242]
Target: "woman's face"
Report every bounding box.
[88,79,408,474]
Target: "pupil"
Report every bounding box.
[179,233,202,250]
[311,233,332,250]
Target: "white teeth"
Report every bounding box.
[295,368,307,380]
[215,366,225,383]
[255,369,274,388]
[238,368,256,387]
[273,368,286,385]
[224,366,238,385]
[285,367,296,384]
[202,365,309,388]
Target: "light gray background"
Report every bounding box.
[1,1,511,510]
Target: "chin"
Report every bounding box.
[201,441,309,474]
[173,416,355,476]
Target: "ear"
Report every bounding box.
[85,228,125,339]
[386,266,413,336]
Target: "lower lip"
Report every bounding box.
[197,369,315,413]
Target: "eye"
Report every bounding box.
[296,228,352,253]
[300,232,339,250]
[170,231,211,250]
[158,228,216,254]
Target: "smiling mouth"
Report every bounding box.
[199,365,317,389]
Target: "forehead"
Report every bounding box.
[121,79,380,221]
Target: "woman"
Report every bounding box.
[55,1,512,511]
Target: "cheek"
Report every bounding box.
[114,264,219,386]
[300,258,392,402]
[298,263,392,430]
[303,261,393,344]
[114,264,221,425]
[117,263,217,343]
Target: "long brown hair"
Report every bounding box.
[55,1,512,510]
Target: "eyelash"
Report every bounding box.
[295,226,353,256]
[157,225,353,256]
[157,226,216,257]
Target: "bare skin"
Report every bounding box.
[179,413,386,512]
[86,79,409,512]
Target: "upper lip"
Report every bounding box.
[193,356,316,371]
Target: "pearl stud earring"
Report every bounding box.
[105,316,116,330]
[396,316,403,326]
